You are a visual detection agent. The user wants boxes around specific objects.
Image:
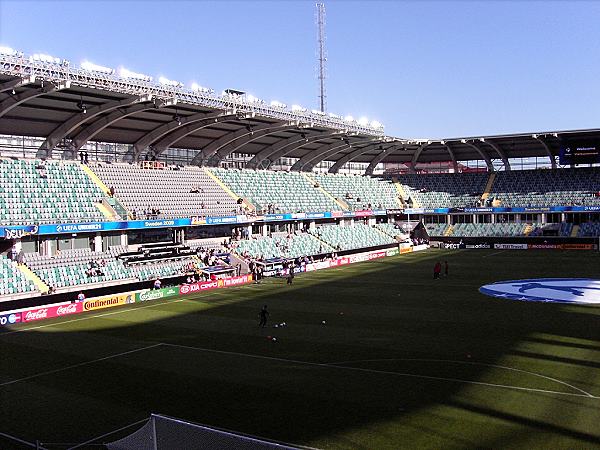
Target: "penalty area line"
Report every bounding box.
[0,343,162,388]
[158,342,600,400]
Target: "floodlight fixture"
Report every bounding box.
[460,139,467,144]
[311,109,325,116]
[344,115,354,123]
[532,134,538,139]
[118,67,152,82]
[479,138,485,142]
[357,117,369,126]
[0,46,17,55]
[291,104,307,112]
[370,120,382,128]
[191,82,211,93]
[158,76,182,87]
[552,133,558,138]
[270,100,287,108]
[440,140,445,145]
[81,60,114,75]
[31,53,61,64]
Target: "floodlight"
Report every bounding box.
[0,46,17,55]
[532,134,538,139]
[191,82,211,93]
[158,76,182,87]
[370,120,382,128]
[246,94,258,103]
[460,139,467,144]
[81,60,114,75]
[31,53,61,64]
[357,117,369,126]
[118,67,152,82]
[270,100,286,108]
[291,104,306,112]
[344,115,354,122]
[479,138,485,142]
[440,140,445,145]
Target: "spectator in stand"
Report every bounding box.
[79,152,85,164]
[153,278,162,290]
[76,292,85,303]
[108,186,115,197]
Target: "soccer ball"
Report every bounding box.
[321,320,326,325]
[274,324,279,328]
[272,337,277,342]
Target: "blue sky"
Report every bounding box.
[1,0,599,139]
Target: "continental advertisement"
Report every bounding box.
[136,287,180,302]
[83,293,136,312]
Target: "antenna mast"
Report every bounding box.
[316,3,327,113]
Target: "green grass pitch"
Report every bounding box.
[1,249,600,449]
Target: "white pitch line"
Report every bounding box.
[325,357,594,398]
[482,250,507,258]
[0,343,162,388]
[159,342,600,400]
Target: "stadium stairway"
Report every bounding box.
[95,200,116,220]
[444,224,454,236]
[83,164,131,219]
[18,264,49,294]
[302,173,348,210]
[391,177,410,208]
[571,224,580,238]
[480,172,496,201]
[205,168,255,212]
[229,253,249,274]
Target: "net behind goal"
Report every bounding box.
[106,414,303,450]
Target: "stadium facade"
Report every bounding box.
[0,50,599,308]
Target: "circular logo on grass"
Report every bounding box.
[480,278,600,305]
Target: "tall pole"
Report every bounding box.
[316,3,327,113]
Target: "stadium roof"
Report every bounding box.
[1,52,597,172]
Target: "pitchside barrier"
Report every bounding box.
[439,242,595,251]
[0,245,425,328]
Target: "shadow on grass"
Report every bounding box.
[1,249,599,449]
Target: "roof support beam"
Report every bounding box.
[192,123,295,167]
[328,140,390,173]
[39,94,147,157]
[410,143,431,170]
[290,140,353,172]
[132,109,226,157]
[0,75,36,94]
[443,142,459,172]
[462,141,494,171]
[246,131,340,169]
[70,95,156,151]
[365,146,399,175]
[484,140,511,170]
[0,80,67,120]
[149,113,237,156]
[533,135,557,169]
[207,124,300,167]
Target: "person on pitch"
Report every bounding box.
[259,305,269,328]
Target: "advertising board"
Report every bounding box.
[136,287,180,302]
[21,302,82,322]
[83,293,135,312]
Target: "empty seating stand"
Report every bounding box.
[489,168,600,208]
[0,159,107,225]
[396,172,489,209]
[91,163,239,218]
[312,173,399,210]
[0,256,37,296]
[310,223,395,251]
[235,233,332,259]
[211,168,341,213]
